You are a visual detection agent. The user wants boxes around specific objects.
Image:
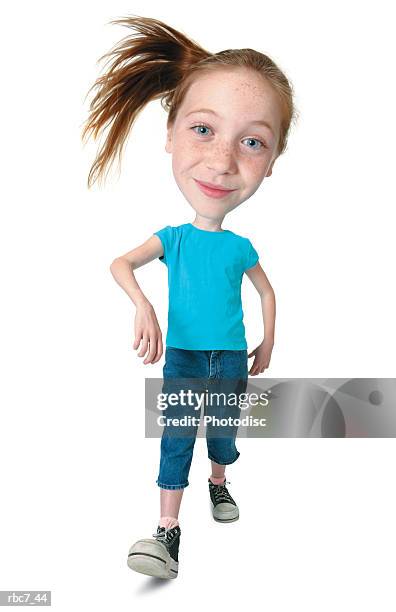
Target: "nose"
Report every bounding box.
[205,142,238,174]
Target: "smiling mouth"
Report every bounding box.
[193,179,238,200]
[194,179,236,192]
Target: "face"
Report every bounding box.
[165,67,282,223]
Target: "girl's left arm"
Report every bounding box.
[244,263,275,375]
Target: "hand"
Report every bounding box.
[132,301,163,364]
[248,339,274,376]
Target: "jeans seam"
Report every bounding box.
[156,480,189,490]
[207,450,240,465]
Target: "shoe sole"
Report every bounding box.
[127,539,178,579]
[213,513,239,523]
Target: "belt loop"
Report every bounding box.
[209,350,219,379]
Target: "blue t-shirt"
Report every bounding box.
[153,222,259,350]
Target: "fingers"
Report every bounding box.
[143,335,161,364]
[134,332,163,364]
[132,334,141,350]
[151,336,163,364]
[137,335,149,358]
[249,361,269,376]
[133,306,163,364]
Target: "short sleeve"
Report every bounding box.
[153,225,173,266]
[244,239,259,272]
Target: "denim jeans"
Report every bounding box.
[156,346,248,490]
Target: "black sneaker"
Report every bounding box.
[127,525,181,579]
[208,478,239,522]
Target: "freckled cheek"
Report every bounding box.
[240,156,267,186]
[172,140,203,170]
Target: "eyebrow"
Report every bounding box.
[185,108,275,135]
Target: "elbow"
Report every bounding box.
[260,286,275,299]
[110,257,136,273]
[110,257,121,273]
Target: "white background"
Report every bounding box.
[1,1,395,610]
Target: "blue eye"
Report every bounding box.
[190,124,266,150]
[191,124,211,136]
[243,137,264,150]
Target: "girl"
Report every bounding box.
[81,15,297,579]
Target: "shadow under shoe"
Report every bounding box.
[127,525,181,579]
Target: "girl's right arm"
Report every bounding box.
[109,235,165,365]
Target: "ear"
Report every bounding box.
[266,157,277,177]
[165,125,173,154]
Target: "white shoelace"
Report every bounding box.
[212,479,233,502]
[152,526,177,542]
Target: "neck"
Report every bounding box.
[192,215,225,232]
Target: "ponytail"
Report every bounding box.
[81,15,210,189]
